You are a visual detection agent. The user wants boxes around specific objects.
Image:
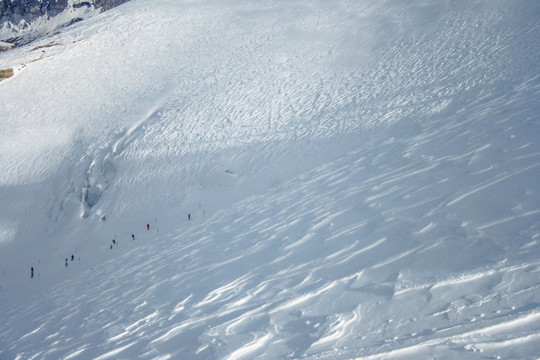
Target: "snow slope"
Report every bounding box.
[0,0,539,359]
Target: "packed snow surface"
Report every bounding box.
[1,0,539,359]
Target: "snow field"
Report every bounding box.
[0,0,539,359]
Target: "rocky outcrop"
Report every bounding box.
[0,40,14,50]
[0,0,129,45]
[1,1,68,23]
[94,0,129,11]
[0,0,129,24]
[0,67,13,81]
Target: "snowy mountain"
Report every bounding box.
[0,0,539,359]
[0,0,129,45]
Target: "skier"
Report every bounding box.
[71,254,74,261]
[65,258,69,267]
[188,213,191,221]
[31,267,34,279]
[147,223,150,231]
[132,234,135,240]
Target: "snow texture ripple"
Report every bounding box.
[0,0,539,359]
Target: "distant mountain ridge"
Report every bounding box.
[0,0,127,22]
[1,0,69,22]
[0,0,129,44]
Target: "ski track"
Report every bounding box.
[1,0,540,359]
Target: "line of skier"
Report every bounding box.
[28,253,78,280]
[24,212,196,282]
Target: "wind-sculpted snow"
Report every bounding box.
[1,80,540,358]
[0,0,539,359]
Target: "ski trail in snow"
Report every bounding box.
[111,83,175,157]
[476,209,540,230]
[79,83,175,218]
[447,162,540,207]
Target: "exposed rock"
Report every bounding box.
[0,0,129,26]
[0,40,14,50]
[0,67,13,81]
[0,0,130,45]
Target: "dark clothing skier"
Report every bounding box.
[147,224,150,230]
[31,267,34,278]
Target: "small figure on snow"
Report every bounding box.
[65,258,69,267]
[31,267,34,279]
[71,254,74,261]
[188,213,191,221]
[132,234,135,240]
[147,223,150,231]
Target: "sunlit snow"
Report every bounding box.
[0,0,539,359]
